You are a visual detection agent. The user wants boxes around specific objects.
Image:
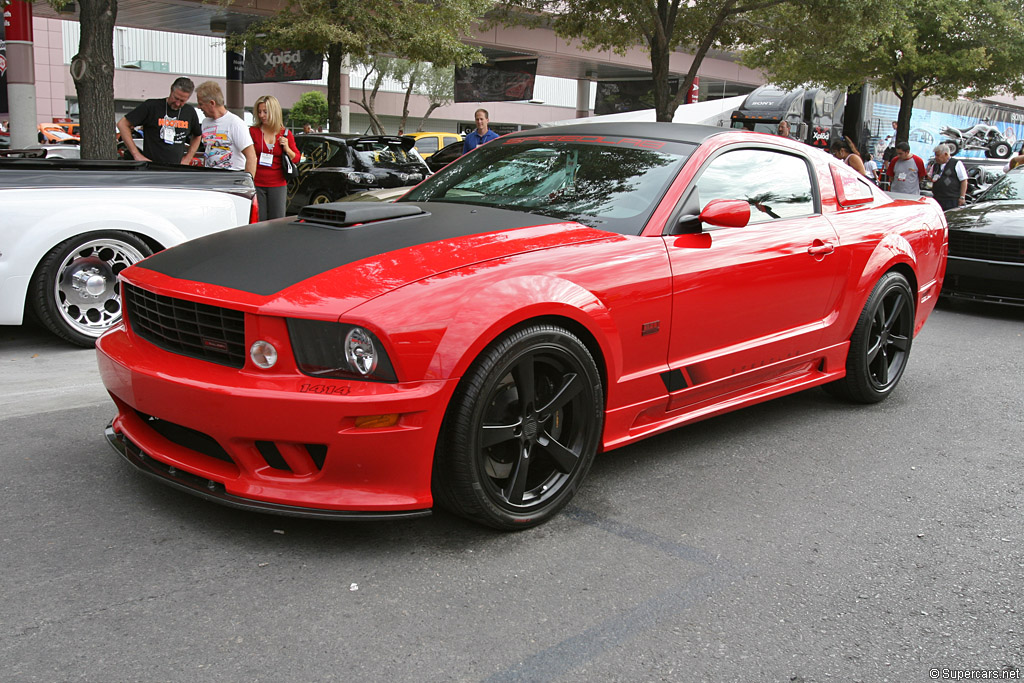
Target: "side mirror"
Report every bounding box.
[699,198,751,228]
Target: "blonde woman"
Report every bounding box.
[249,95,299,219]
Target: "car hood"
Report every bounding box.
[133,202,615,318]
[946,200,1024,237]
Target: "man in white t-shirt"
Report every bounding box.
[194,81,256,177]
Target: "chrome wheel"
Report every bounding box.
[32,231,152,346]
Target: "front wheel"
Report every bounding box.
[826,272,915,404]
[310,191,334,204]
[942,139,961,156]
[433,325,604,530]
[30,231,152,347]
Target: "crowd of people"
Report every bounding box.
[775,117,995,208]
[114,77,506,220]
[116,77,300,220]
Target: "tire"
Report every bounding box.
[988,141,1011,159]
[826,272,915,404]
[310,191,333,204]
[30,231,152,347]
[942,139,961,156]
[433,324,604,530]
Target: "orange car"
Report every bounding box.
[38,123,80,144]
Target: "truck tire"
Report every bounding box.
[30,231,152,347]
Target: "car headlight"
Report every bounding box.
[345,172,376,185]
[287,319,397,382]
[396,172,410,183]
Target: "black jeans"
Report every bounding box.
[255,185,287,220]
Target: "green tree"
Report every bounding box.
[289,91,329,130]
[233,0,492,132]
[494,0,795,123]
[740,0,1024,145]
[415,65,455,132]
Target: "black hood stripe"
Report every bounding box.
[138,203,559,296]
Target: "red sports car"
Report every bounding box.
[97,123,948,530]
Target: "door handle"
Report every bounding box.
[808,242,835,256]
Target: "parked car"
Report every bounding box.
[0,158,257,346]
[97,123,946,530]
[404,131,463,159]
[336,186,414,202]
[38,123,79,144]
[942,167,1024,306]
[425,139,465,173]
[286,133,430,213]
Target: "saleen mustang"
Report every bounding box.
[97,123,948,530]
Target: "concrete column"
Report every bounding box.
[4,0,38,148]
[226,49,245,118]
[576,77,590,119]
[339,55,350,134]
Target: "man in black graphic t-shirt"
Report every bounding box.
[116,77,203,165]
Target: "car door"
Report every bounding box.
[664,146,843,408]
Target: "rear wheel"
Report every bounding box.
[30,231,152,347]
[433,325,603,530]
[988,141,1011,158]
[826,272,915,404]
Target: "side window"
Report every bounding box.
[695,148,816,224]
[417,138,439,154]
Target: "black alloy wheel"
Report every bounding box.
[434,324,603,530]
[826,271,915,404]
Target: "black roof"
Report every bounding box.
[509,122,729,145]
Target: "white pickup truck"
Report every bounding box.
[0,158,257,346]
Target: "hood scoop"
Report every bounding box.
[297,203,425,229]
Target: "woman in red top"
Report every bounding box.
[249,95,299,220]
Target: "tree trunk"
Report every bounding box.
[71,0,117,160]
[418,103,442,132]
[327,47,343,133]
[894,80,915,147]
[399,72,416,135]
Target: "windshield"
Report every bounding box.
[351,141,420,170]
[977,170,1024,202]
[401,136,694,235]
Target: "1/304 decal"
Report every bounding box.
[299,383,351,395]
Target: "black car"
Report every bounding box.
[942,167,1024,306]
[287,134,430,214]
[425,139,466,173]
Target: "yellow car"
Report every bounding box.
[403,132,463,159]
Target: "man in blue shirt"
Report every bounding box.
[463,109,499,154]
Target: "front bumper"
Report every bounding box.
[942,256,1024,307]
[97,323,457,518]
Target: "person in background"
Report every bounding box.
[303,123,312,134]
[885,142,926,195]
[462,108,499,154]
[116,76,202,165]
[250,95,300,221]
[194,81,256,177]
[1002,152,1024,172]
[776,120,792,138]
[928,143,968,210]
[829,135,868,177]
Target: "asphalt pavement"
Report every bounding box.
[1,302,1022,682]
